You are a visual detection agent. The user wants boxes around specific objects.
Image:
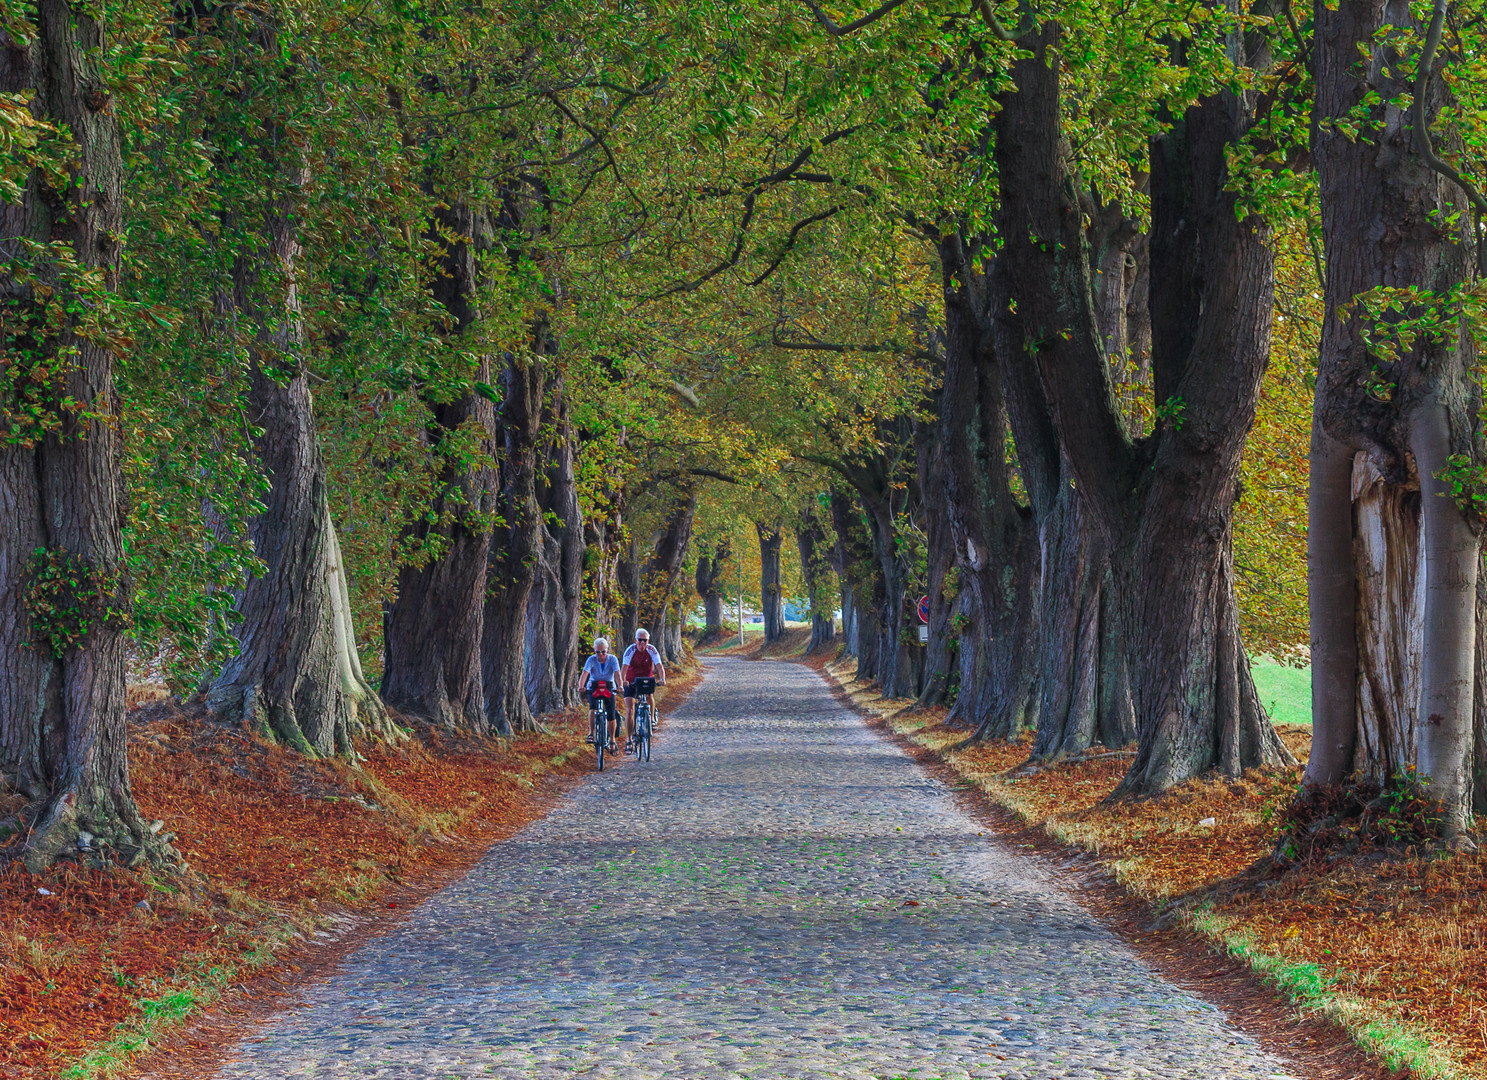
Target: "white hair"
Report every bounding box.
[594,637,608,650]
[635,627,650,640]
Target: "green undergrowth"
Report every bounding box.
[821,657,1470,1080]
[1187,908,1462,1080]
[59,918,305,1079]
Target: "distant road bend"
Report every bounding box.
[196,657,1298,1080]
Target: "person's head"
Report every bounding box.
[635,628,650,647]
[594,637,608,657]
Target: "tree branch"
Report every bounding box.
[1413,0,1487,274]
[801,0,914,36]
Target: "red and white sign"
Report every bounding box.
[917,595,930,624]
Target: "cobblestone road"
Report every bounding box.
[206,658,1298,1079]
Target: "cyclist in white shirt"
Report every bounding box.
[621,628,665,743]
[580,637,622,749]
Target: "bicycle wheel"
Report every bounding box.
[641,731,651,762]
[594,712,605,771]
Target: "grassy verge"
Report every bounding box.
[814,652,1486,1080]
[2,665,701,1080]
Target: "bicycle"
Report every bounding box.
[628,676,656,763]
[588,680,615,771]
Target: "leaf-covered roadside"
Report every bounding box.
[0,671,708,1080]
[816,654,1487,1080]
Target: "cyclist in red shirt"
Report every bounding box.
[621,628,665,745]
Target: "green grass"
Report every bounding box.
[1251,657,1311,726]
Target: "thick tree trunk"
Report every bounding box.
[524,385,583,715]
[1030,482,1135,759]
[1305,0,1480,829]
[0,5,179,871]
[583,498,623,643]
[665,598,686,663]
[203,38,396,753]
[796,513,836,652]
[0,444,56,803]
[637,490,697,656]
[861,492,913,697]
[382,200,496,734]
[696,542,730,639]
[938,233,1040,739]
[994,24,1290,795]
[914,417,955,707]
[829,492,865,659]
[484,346,546,737]
[757,522,786,643]
[618,535,640,647]
[209,363,355,756]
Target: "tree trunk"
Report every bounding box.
[993,23,1290,795]
[830,491,865,659]
[637,489,698,655]
[209,361,355,757]
[583,494,623,644]
[1030,481,1135,759]
[665,598,685,663]
[618,534,640,647]
[1305,0,1481,830]
[0,5,179,871]
[484,345,546,737]
[524,383,583,716]
[551,421,585,709]
[696,542,730,638]
[938,232,1040,739]
[757,522,786,643]
[796,512,836,652]
[382,200,496,734]
[914,416,955,707]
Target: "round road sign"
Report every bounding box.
[917,595,930,623]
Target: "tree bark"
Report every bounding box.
[796,511,836,652]
[637,489,697,661]
[993,23,1290,794]
[914,415,955,707]
[483,343,547,737]
[696,541,730,639]
[1305,0,1481,829]
[583,495,624,643]
[524,380,583,716]
[382,200,496,734]
[0,5,180,871]
[829,491,865,658]
[938,232,1040,740]
[757,522,786,643]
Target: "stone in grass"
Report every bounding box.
[1198,818,1217,828]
